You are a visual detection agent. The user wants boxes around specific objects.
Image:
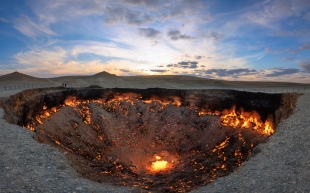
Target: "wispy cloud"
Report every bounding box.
[202,31,223,41]
[150,69,168,73]
[274,29,310,36]
[13,14,56,37]
[282,57,295,61]
[12,46,147,76]
[0,17,9,23]
[287,43,310,53]
[118,0,162,8]
[201,68,257,78]
[14,47,67,66]
[241,0,304,27]
[300,60,310,72]
[264,68,300,77]
[304,11,310,21]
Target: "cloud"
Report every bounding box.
[69,39,182,66]
[12,46,150,77]
[138,28,161,38]
[14,47,67,66]
[274,29,310,36]
[178,61,198,68]
[13,14,56,37]
[224,0,310,34]
[203,32,223,41]
[282,57,295,61]
[119,69,130,72]
[298,43,310,51]
[304,11,310,21]
[104,5,153,25]
[202,68,257,77]
[265,47,271,52]
[247,44,259,50]
[287,43,310,53]
[180,0,208,10]
[242,0,302,27]
[150,69,167,72]
[0,17,9,23]
[166,61,199,68]
[300,60,310,72]
[264,68,300,77]
[195,55,203,59]
[119,0,161,8]
[167,29,194,41]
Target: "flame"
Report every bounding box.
[199,106,274,136]
[151,156,169,171]
[263,121,274,135]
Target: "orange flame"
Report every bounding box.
[220,107,274,135]
[199,106,274,136]
[25,96,275,141]
[151,156,169,172]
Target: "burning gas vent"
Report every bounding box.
[2,88,298,192]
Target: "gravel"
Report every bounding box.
[1,93,309,193]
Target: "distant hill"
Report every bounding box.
[0,71,42,82]
[0,71,307,89]
[91,71,118,78]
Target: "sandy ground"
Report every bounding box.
[0,71,310,192]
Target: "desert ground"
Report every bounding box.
[0,71,309,193]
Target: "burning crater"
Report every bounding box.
[2,87,298,192]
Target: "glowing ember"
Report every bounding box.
[151,156,168,171]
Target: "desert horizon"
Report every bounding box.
[1,70,309,99]
[1,70,310,85]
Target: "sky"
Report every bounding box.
[0,0,310,82]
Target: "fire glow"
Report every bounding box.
[198,106,274,136]
[151,156,169,172]
[21,92,282,193]
[26,96,275,136]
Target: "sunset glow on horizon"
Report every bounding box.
[0,0,310,82]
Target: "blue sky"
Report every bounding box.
[0,0,310,82]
